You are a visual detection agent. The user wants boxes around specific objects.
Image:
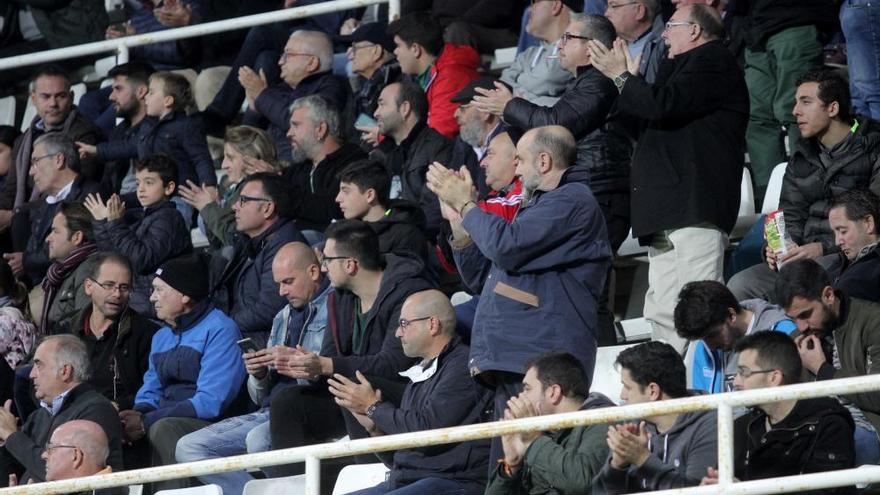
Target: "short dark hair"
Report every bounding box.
[615,341,687,399]
[796,69,853,123]
[337,160,391,208]
[571,13,616,48]
[387,12,444,57]
[241,172,299,219]
[31,64,71,89]
[674,281,742,340]
[0,125,20,148]
[525,352,590,401]
[830,189,880,232]
[89,252,133,280]
[393,81,429,123]
[108,61,155,88]
[134,154,178,188]
[688,4,725,41]
[324,220,383,271]
[57,202,94,243]
[150,72,193,113]
[775,259,831,308]
[734,330,802,385]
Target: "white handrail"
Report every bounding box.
[0,374,878,495]
[0,0,401,71]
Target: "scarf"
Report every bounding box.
[39,242,97,335]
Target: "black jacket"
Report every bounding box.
[504,65,632,196]
[834,245,880,304]
[618,40,748,241]
[742,0,837,49]
[734,397,855,494]
[371,336,491,495]
[354,61,403,123]
[0,384,123,485]
[368,199,428,261]
[100,118,148,194]
[779,116,880,253]
[284,142,367,232]
[371,122,452,238]
[323,253,435,380]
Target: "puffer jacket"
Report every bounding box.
[780,116,880,253]
[28,0,108,49]
[503,66,632,196]
[426,43,480,139]
[368,199,428,261]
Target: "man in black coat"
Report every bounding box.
[827,190,880,304]
[590,4,749,352]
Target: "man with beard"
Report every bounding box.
[448,78,503,198]
[777,259,880,465]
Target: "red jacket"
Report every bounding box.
[479,177,523,223]
[427,43,480,139]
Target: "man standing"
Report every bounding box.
[589,4,749,352]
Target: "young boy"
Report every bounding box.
[336,159,427,260]
[84,155,193,315]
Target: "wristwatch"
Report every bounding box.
[613,71,631,93]
[365,400,382,418]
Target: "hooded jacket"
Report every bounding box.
[368,199,428,261]
[594,408,717,493]
[486,393,615,495]
[426,43,480,139]
[734,397,855,494]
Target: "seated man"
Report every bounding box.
[828,189,880,302]
[776,259,880,465]
[0,335,123,485]
[120,254,247,488]
[674,280,796,393]
[176,242,333,495]
[449,78,503,198]
[43,420,113,482]
[728,69,880,302]
[486,352,613,495]
[700,330,855,490]
[594,342,717,493]
[328,289,491,495]
[283,95,366,232]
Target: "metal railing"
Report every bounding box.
[1,374,880,495]
[0,0,401,71]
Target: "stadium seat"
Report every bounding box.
[191,228,210,249]
[616,229,647,257]
[0,96,15,126]
[731,167,759,240]
[243,475,306,495]
[591,343,637,405]
[332,463,389,495]
[20,99,36,132]
[129,485,143,495]
[71,83,87,106]
[619,317,651,343]
[490,46,518,71]
[761,162,788,214]
[155,484,222,495]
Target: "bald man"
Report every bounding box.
[175,242,334,495]
[43,420,111,482]
[328,290,492,495]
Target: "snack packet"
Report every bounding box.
[764,209,794,269]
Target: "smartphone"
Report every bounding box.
[354,112,378,129]
[237,338,260,354]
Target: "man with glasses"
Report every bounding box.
[604,0,666,83]
[328,289,491,495]
[42,420,114,483]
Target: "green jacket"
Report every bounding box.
[485,393,614,495]
[200,181,241,248]
[46,254,97,335]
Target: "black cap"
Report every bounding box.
[335,22,396,53]
[451,77,503,104]
[154,254,210,302]
[561,0,584,12]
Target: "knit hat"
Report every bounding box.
[154,254,210,302]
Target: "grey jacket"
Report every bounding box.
[45,254,98,334]
[593,408,717,494]
[501,39,574,107]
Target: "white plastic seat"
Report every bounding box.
[20,99,36,132]
[616,228,647,257]
[619,317,651,343]
[592,343,637,405]
[243,475,305,495]
[332,463,389,495]
[71,82,87,106]
[155,484,223,495]
[731,167,759,240]
[761,162,788,214]
[0,96,15,126]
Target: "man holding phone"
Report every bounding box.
[176,242,334,495]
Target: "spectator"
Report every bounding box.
[829,190,880,302]
[9,134,102,288]
[594,341,717,493]
[336,159,428,260]
[85,156,192,316]
[42,420,114,482]
[0,66,102,229]
[269,220,433,471]
[604,0,666,83]
[120,254,246,491]
[107,0,203,70]
[449,78,504,198]
[40,202,98,335]
[0,0,107,55]
[728,70,880,302]
[0,126,21,193]
[283,95,366,232]
[328,289,491,495]
[743,1,837,190]
[841,1,880,120]
[0,334,123,485]
[210,173,306,346]
[427,125,612,463]
[500,0,578,107]
[387,13,479,139]
[776,259,880,465]
[589,4,749,352]
[433,0,520,55]
[240,29,349,162]
[176,242,332,495]
[473,129,524,222]
[700,331,855,492]
[673,280,796,393]
[179,125,280,248]
[486,352,613,495]
[371,82,452,238]
[0,258,35,405]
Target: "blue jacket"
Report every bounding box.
[134,302,246,428]
[453,167,612,380]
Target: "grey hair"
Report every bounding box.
[570,13,616,48]
[289,95,342,139]
[688,4,725,41]
[33,132,80,174]
[42,334,91,382]
[289,30,333,72]
[637,0,659,20]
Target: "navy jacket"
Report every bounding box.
[371,336,491,495]
[453,167,612,380]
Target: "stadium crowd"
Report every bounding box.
[0,0,877,493]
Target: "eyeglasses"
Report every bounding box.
[665,20,698,30]
[320,255,351,266]
[398,316,431,329]
[606,1,639,9]
[237,195,272,206]
[561,32,593,44]
[89,279,132,294]
[279,51,316,63]
[30,154,57,167]
[44,443,78,455]
[348,43,378,54]
[735,367,775,379]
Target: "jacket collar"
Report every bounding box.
[172,299,213,333]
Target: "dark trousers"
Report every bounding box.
[485,371,524,469]
[147,417,211,493]
[596,191,632,346]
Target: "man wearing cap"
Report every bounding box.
[118,254,247,489]
[449,78,504,199]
